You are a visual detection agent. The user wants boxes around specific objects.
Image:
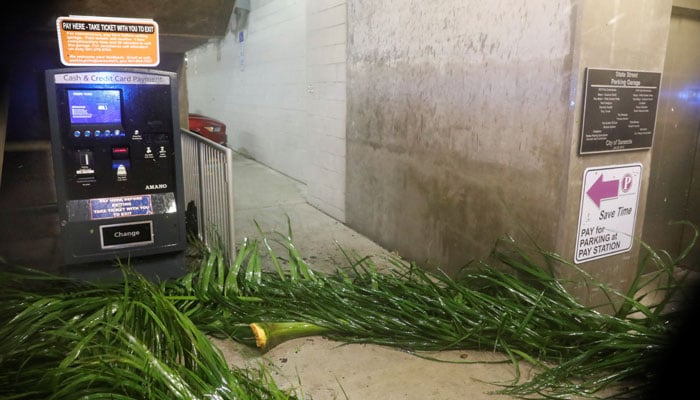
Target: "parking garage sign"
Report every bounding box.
[575,163,642,264]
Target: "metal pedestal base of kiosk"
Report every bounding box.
[61,252,187,283]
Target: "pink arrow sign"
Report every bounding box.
[586,175,619,208]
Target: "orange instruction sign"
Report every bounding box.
[57,16,159,67]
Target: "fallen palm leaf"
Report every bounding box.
[0,263,299,400]
[1,220,697,400]
[174,221,697,399]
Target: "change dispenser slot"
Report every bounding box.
[100,221,154,249]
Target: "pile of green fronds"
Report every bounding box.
[0,262,297,400]
[172,223,696,399]
[1,221,696,399]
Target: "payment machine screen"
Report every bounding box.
[67,89,122,125]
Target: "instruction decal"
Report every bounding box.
[90,195,153,220]
[575,163,642,264]
[56,15,159,67]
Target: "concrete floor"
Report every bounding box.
[230,151,390,274]
[218,152,618,400]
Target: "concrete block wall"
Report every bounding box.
[186,0,348,221]
[187,0,309,183]
[305,0,347,221]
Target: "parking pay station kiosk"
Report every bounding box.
[46,68,187,280]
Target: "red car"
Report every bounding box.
[188,113,227,145]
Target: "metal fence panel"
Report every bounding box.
[181,129,235,260]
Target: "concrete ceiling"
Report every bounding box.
[4,0,236,54]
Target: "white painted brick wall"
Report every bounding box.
[306,0,347,221]
[186,0,347,221]
[187,0,308,182]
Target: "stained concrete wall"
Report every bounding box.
[346,0,675,283]
[346,0,577,273]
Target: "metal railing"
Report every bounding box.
[180,129,236,260]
